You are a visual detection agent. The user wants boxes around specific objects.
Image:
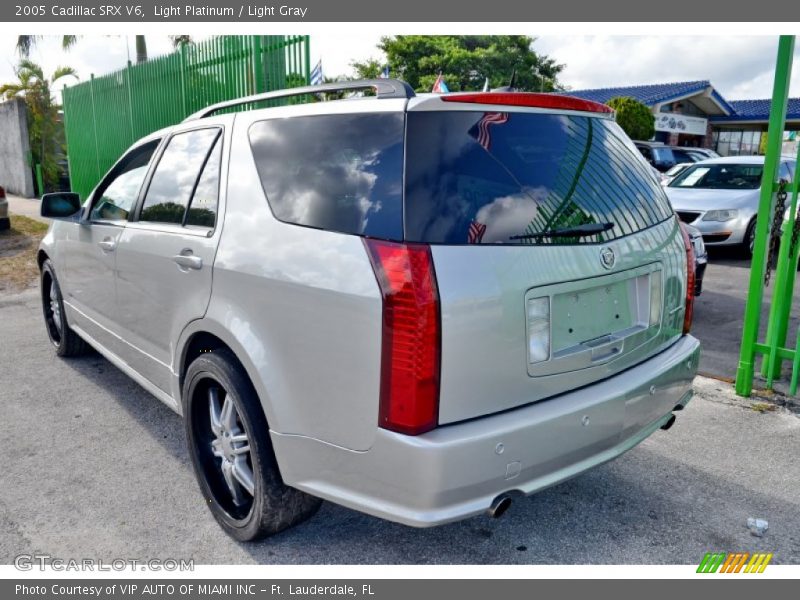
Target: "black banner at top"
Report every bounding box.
[4,0,800,22]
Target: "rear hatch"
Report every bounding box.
[404,98,688,424]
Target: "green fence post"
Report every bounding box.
[304,35,311,85]
[735,35,795,397]
[762,144,800,385]
[252,35,266,94]
[88,73,102,182]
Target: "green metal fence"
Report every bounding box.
[62,35,310,200]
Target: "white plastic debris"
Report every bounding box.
[747,517,769,537]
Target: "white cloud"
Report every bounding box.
[533,35,800,99]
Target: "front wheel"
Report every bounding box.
[40,259,88,357]
[742,218,757,259]
[183,349,321,541]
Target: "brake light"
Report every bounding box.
[678,222,695,334]
[364,239,441,435]
[440,92,613,114]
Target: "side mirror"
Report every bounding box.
[41,192,82,219]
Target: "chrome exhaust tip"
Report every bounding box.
[488,494,512,519]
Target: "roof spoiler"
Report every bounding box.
[183,79,416,121]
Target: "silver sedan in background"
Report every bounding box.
[665,155,796,257]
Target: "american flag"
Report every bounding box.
[469,112,509,151]
[467,220,487,244]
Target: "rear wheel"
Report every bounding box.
[183,349,321,541]
[40,259,88,357]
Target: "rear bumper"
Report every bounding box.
[271,335,700,527]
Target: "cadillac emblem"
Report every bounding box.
[600,247,616,270]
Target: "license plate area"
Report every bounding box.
[526,263,662,377]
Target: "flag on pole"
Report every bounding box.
[310,60,323,85]
[482,77,490,92]
[432,73,449,93]
[468,112,509,151]
[379,65,390,79]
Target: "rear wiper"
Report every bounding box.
[509,222,615,240]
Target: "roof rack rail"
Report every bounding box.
[183,79,416,121]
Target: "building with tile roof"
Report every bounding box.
[565,81,800,156]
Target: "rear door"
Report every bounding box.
[404,107,687,424]
[113,123,227,394]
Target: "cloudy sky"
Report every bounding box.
[2,34,799,101]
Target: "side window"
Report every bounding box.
[186,137,221,228]
[90,141,158,222]
[779,162,793,183]
[248,113,404,240]
[140,128,221,227]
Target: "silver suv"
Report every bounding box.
[38,80,700,541]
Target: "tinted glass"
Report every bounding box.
[90,141,158,221]
[404,111,674,245]
[670,163,763,190]
[140,128,220,225]
[672,149,696,163]
[248,113,404,240]
[186,137,221,228]
[651,146,675,163]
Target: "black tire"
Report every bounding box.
[40,259,88,357]
[183,348,321,541]
[742,218,757,259]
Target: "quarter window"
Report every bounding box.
[248,113,405,240]
[140,128,221,227]
[90,141,158,222]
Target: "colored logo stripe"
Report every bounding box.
[697,552,773,573]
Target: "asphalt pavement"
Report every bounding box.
[693,246,800,381]
[1,286,799,565]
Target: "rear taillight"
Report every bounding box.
[678,222,695,334]
[365,239,441,435]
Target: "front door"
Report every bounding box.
[62,139,160,351]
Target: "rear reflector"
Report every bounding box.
[678,221,696,334]
[441,92,613,114]
[364,239,441,435]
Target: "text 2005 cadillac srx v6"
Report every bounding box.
[38,80,699,541]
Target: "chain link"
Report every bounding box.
[765,179,788,286]
[789,194,800,260]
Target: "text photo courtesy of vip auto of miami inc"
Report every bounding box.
[0,23,798,586]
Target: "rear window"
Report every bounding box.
[405,111,674,244]
[249,113,404,240]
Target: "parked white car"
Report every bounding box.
[666,155,796,256]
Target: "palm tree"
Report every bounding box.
[17,35,192,64]
[1,60,78,192]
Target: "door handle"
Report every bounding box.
[98,238,116,252]
[172,251,203,271]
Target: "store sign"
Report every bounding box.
[654,113,708,136]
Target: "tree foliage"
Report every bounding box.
[0,60,78,192]
[607,96,655,141]
[351,36,563,93]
